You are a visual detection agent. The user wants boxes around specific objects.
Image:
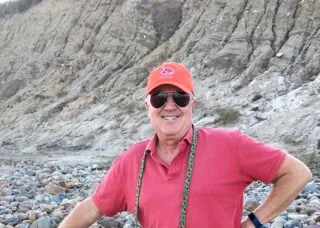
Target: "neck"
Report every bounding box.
[156,140,180,165]
[156,128,190,164]
[155,125,193,164]
[157,139,179,155]
[156,124,193,145]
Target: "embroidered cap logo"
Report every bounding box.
[160,66,175,78]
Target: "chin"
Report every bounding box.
[160,126,181,136]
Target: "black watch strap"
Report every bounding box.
[248,212,263,228]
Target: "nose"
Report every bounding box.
[163,95,177,109]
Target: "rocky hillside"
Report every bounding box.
[0,0,319,169]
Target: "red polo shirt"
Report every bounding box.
[92,127,286,227]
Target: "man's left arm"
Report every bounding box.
[241,154,313,228]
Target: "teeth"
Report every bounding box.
[163,116,178,120]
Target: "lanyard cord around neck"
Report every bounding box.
[134,126,199,228]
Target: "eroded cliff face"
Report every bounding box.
[0,0,319,168]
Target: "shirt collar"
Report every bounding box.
[145,126,194,155]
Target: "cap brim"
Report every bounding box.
[147,82,191,95]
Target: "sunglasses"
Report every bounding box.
[150,91,193,108]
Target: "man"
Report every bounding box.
[59,62,312,228]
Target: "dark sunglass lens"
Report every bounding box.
[173,92,190,107]
[150,92,168,108]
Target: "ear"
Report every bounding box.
[144,97,150,111]
[144,100,152,119]
[144,101,149,111]
[191,99,197,109]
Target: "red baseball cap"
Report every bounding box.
[146,62,195,95]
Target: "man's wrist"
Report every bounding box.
[248,212,264,228]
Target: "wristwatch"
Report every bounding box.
[248,212,263,228]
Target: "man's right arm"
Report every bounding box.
[58,197,102,228]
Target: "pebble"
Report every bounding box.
[0,160,319,227]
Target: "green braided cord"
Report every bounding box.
[179,127,198,228]
[134,150,147,227]
[134,126,198,228]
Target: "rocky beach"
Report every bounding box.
[1,0,320,227]
[0,159,319,228]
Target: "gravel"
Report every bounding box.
[0,160,319,228]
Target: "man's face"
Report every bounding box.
[145,84,196,140]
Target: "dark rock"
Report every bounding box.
[251,94,263,102]
[97,216,122,228]
[5,215,21,225]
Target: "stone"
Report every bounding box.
[44,183,66,195]
[271,217,287,228]
[5,215,21,226]
[27,211,38,222]
[310,212,320,223]
[244,198,260,211]
[15,223,30,228]
[284,220,302,228]
[30,216,58,228]
[97,216,122,228]
[40,205,54,214]
[302,182,318,194]
[287,213,309,222]
[0,208,12,215]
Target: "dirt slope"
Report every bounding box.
[0,0,319,169]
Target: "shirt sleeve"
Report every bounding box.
[91,154,127,216]
[233,130,287,184]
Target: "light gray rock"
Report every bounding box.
[284,220,302,228]
[303,182,319,194]
[288,213,309,222]
[44,183,66,195]
[30,216,59,228]
[0,209,12,215]
[271,217,287,228]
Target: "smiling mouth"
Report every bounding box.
[162,116,179,120]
